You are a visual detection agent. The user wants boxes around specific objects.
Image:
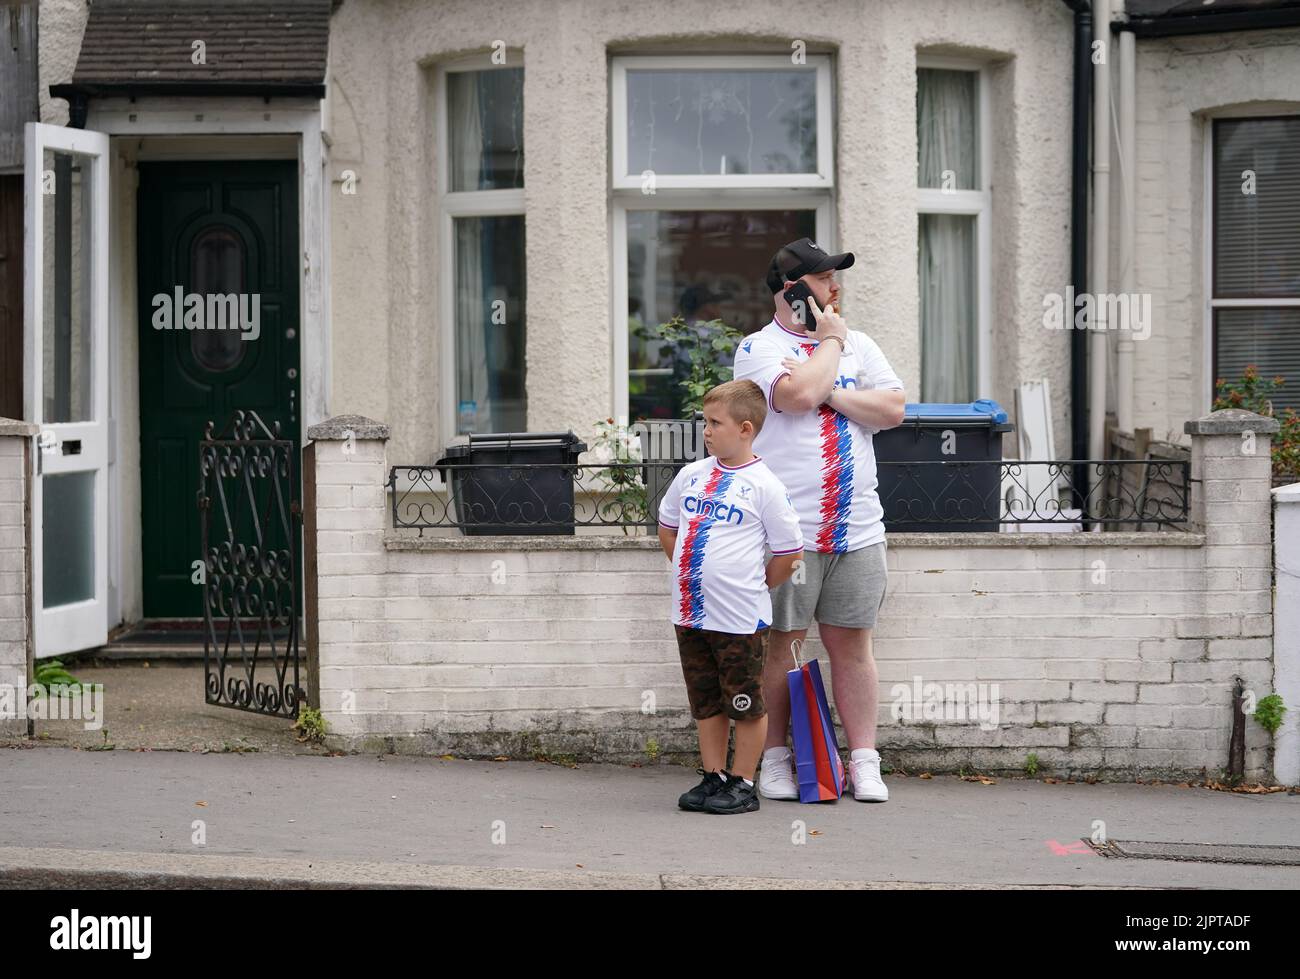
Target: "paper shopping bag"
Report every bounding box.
[787,639,846,803]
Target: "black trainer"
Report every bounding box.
[678,768,728,812]
[703,772,761,814]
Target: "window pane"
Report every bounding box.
[917,68,977,190]
[625,69,817,177]
[919,213,977,402]
[626,209,816,420]
[448,68,524,191]
[190,226,247,372]
[1214,117,1300,298]
[42,148,92,423]
[43,471,95,607]
[1214,307,1300,413]
[454,215,525,433]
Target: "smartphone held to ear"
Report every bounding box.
[782,281,817,331]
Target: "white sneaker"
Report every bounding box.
[847,749,889,802]
[758,747,799,800]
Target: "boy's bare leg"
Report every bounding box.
[762,628,807,749]
[696,713,730,773]
[730,714,769,780]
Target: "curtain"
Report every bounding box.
[917,69,976,190]
[455,216,490,434]
[917,68,978,402]
[919,213,975,403]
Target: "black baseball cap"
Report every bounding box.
[765,237,855,294]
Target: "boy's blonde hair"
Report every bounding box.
[702,379,768,436]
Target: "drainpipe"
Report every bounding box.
[1061,0,1092,508]
[1090,0,1111,468]
[1116,27,1136,434]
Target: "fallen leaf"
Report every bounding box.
[809,829,823,836]
[195,801,207,807]
[919,772,933,779]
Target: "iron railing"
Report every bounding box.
[388,458,1190,533]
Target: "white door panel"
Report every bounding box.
[23,122,111,657]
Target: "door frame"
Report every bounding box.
[83,97,328,631]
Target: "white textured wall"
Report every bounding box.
[36,0,88,126]
[325,0,1076,464]
[308,418,1278,781]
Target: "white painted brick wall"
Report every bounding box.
[0,433,32,738]
[307,421,1280,781]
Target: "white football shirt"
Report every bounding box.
[658,455,804,635]
[733,317,904,553]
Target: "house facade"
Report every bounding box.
[1,1,1297,779]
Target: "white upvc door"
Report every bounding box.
[23,122,110,657]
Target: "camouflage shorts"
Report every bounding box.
[674,624,768,721]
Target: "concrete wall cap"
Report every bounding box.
[308,415,390,441]
[0,418,40,437]
[1184,409,1280,435]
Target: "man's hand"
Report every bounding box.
[803,294,848,345]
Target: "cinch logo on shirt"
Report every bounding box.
[682,495,744,524]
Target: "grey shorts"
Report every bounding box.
[769,541,888,631]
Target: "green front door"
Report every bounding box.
[137,162,300,617]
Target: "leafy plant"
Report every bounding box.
[32,658,83,696]
[1252,694,1286,736]
[648,314,746,415]
[293,706,327,743]
[1213,366,1300,480]
[1024,753,1040,778]
[586,417,648,533]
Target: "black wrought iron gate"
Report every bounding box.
[198,410,304,718]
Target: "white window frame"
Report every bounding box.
[611,54,833,190]
[611,54,835,420]
[915,56,992,401]
[435,56,526,445]
[1201,110,1300,417]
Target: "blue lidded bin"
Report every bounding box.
[872,399,1015,532]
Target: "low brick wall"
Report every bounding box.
[305,411,1283,782]
[0,420,36,738]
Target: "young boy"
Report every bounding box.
[657,379,804,814]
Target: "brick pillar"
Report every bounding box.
[1184,408,1279,781]
[0,420,37,738]
[304,415,390,742]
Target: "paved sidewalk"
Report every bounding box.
[1,743,1296,889]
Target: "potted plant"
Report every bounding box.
[632,313,747,525]
[583,417,649,535]
[1213,366,1300,486]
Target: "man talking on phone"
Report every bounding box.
[733,238,906,802]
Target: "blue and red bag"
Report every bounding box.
[787,638,847,803]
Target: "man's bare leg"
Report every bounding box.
[819,624,878,750]
[762,628,808,750]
